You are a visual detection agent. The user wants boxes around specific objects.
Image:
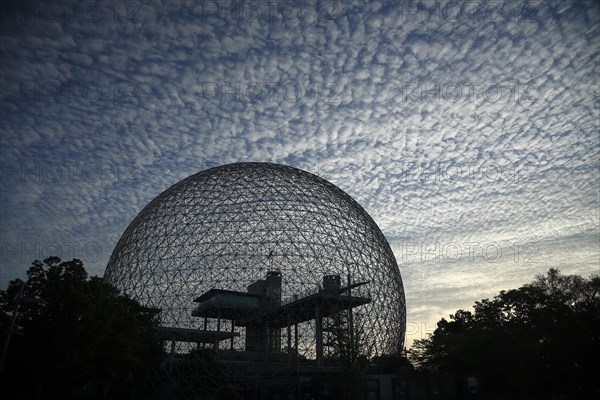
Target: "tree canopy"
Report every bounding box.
[409,268,600,399]
[0,257,164,400]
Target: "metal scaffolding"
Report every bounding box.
[103,162,406,398]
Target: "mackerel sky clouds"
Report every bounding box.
[1,0,598,346]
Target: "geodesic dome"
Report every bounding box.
[104,162,406,356]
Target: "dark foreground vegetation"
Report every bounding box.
[408,268,600,399]
[0,258,164,399]
[1,258,598,400]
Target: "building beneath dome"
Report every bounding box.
[104,162,406,399]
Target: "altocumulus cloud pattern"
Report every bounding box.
[0,0,597,347]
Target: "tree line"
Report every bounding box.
[1,258,598,399]
[408,268,600,399]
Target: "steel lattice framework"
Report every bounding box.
[104,162,406,358]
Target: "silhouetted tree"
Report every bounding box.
[324,308,373,400]
[370,352,412,374]
[0,257,165,400]
[409,268,600,399]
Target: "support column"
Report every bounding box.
[287,313,292,366]
[169,339,176,373]
[215,318,221,351]
[231,320,235,350]
[294,323,298,353]
[203,317,208,349]
[315,304,323,367]
[265,324,270,361]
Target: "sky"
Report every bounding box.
[0,0,598,349]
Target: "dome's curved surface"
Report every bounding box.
[104,162,405,355]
